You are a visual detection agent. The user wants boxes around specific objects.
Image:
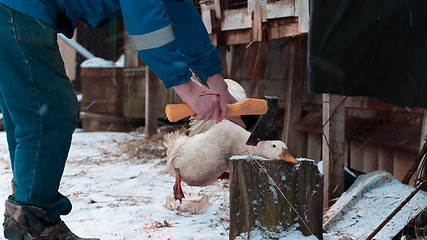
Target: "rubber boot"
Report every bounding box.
[3,196,99,240]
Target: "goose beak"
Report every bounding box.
[280,148,298,163]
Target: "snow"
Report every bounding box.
[323,171,427,239]
[317,160,354,177]
[80,55,125,68]
[57,33,96,60]
[317,161,427,239]
[0,131,315,239]
[235,225,319,240]
[0,130,421,239]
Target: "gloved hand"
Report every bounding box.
[172,73,245,128]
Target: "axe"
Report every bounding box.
[244,96,296,163]
[245,96,280,146]
[165,98,269,122]
[165,96,295,162]
[165,96,279,144]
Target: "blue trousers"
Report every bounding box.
[0,3,78,221]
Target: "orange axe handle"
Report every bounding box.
[165,98,268,122]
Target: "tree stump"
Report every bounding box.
[229,157,323,239]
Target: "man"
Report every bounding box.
[0,0,243,239]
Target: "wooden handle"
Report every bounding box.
[165,98,267,122]
[227,98,267,116]
[165,104,196,122]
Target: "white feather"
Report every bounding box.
[164,120,290,186]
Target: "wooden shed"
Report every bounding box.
[194,0,425,204]
[121,0,424,201]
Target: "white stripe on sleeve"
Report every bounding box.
[129,24,175,50]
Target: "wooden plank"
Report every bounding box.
[393,150,416,183]
[145,67,158,136]
[267,20,300,41]
[349,140,364,172]
[378,146,394,173]
[224,30,252,45]
[322,94,345,207]
[123,68,146,119]
[210,9,228,78]
[252,0,262,42]
[223,20,301,45]
[219,1,297,31]
[344,139,349,167]
[230,157,323,239]
[80,112,132,132]
[81,68,124,116]
[363,144,378,173]
[261,0,267,22]
[221,9,252,31]
[295,0,309,32]
[308,95,424,115]
[123,68,181,120]
[123,32,138,68]
[307,133,322,161]
[282,39,304,157]
[295,110,422,154]
[420,110,427,149]
[200,1,213,34]
[298,133,308,158]
[265,0,294,20]
[58,35,77,81]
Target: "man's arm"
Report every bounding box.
[120,0,244,127]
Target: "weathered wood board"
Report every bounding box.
[229,157,323,239]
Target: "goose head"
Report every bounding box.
[254,140,298,163]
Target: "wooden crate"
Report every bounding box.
[81,67,124,116]
[80,112,132,132]
[122,67,182,120]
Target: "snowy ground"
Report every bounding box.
[0,130,313,240]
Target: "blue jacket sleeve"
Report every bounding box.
[162,0,223,82]
[120,0,192,88]
[120,0,222,88]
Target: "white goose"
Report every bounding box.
[164,119,297,201]
[164,79,297,200]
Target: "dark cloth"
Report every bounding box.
[308,0,427,108]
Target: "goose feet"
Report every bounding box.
[218,172,229,180]
[173,168,185,202]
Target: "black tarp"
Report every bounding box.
[308,0,427,108]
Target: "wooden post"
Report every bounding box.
[295,0,309,33]
[421,110,427,149]
[393,150,416,183]
[350,140,364,172]
[363,144,378,173]
[210,8,228,78]
[123,30,138,68]
[416,110,427,186]
[229,157,323,239]
[378,146,393,174]
[252,0,263,42]
[282,37,306,157]
[145,67,158,136]
[322,94,345,207]
[307,133,322,161]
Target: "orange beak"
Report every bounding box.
[280,148,298,163]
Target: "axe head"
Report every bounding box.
[245,96,279,146]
